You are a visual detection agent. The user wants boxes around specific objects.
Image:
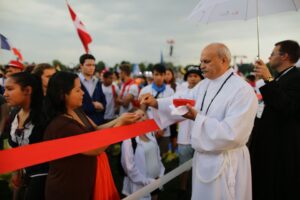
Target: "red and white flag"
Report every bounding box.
[66,2,92,53]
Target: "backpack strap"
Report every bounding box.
[111,84,117,99]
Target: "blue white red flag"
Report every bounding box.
[0,33,23,62]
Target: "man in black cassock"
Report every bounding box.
[249,40,300,200]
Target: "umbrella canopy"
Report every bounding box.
[189,0,300,57]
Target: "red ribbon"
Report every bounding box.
[0,120,159,174]
[173,99,196,107]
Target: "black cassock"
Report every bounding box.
[248,67,300,200]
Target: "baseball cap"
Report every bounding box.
[184,65,204,81]
[6,60,24,70]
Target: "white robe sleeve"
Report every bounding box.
[151,82,201,129]
[151,96,184,129]
[191,87,258,152]
[121,139,155,185]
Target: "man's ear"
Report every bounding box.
[281,53,289,61]
[221,56,227,64]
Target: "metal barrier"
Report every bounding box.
[123,159,193,200]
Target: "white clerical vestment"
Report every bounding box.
[154,69,258,200]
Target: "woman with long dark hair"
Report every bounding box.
[43,71,140,200]
[3,72,47,200]
[164,67,177,92]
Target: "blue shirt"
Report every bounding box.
[79,73,97,97]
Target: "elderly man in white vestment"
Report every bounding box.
[140,43,258,200]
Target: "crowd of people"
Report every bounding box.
[0,39,299,200]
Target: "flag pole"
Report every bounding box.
[256,0,260,59]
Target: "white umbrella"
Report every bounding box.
[189,0,300,57]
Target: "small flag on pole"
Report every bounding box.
[0,33,23,62]
[0,34,11,50]
[66,2,92,53]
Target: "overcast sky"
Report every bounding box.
[1,0,299,67]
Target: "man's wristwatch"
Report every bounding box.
[264,76,274,83]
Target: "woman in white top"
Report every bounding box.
[121,108,165,200]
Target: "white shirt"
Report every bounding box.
[153,69,258,200]
[10,116,34,146]
[174,84,195,145]
[142,140,161,179]
[10,115,48,178]
[119,82,139,114]
[102,84,119,120]
[176,81,188,93]
[139,84,174,137]
[121,133,165,200]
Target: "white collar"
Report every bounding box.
[209,68,234,84]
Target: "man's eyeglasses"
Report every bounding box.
[270,52,284,57]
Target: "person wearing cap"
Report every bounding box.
[176,65,204,199]
[5,60,24,77]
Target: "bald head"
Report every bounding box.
[200,43,232,80]
[204,43,231,64]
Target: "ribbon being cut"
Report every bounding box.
[173,99,195,107]
[170,99,196,116]
[0,119,159,174]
